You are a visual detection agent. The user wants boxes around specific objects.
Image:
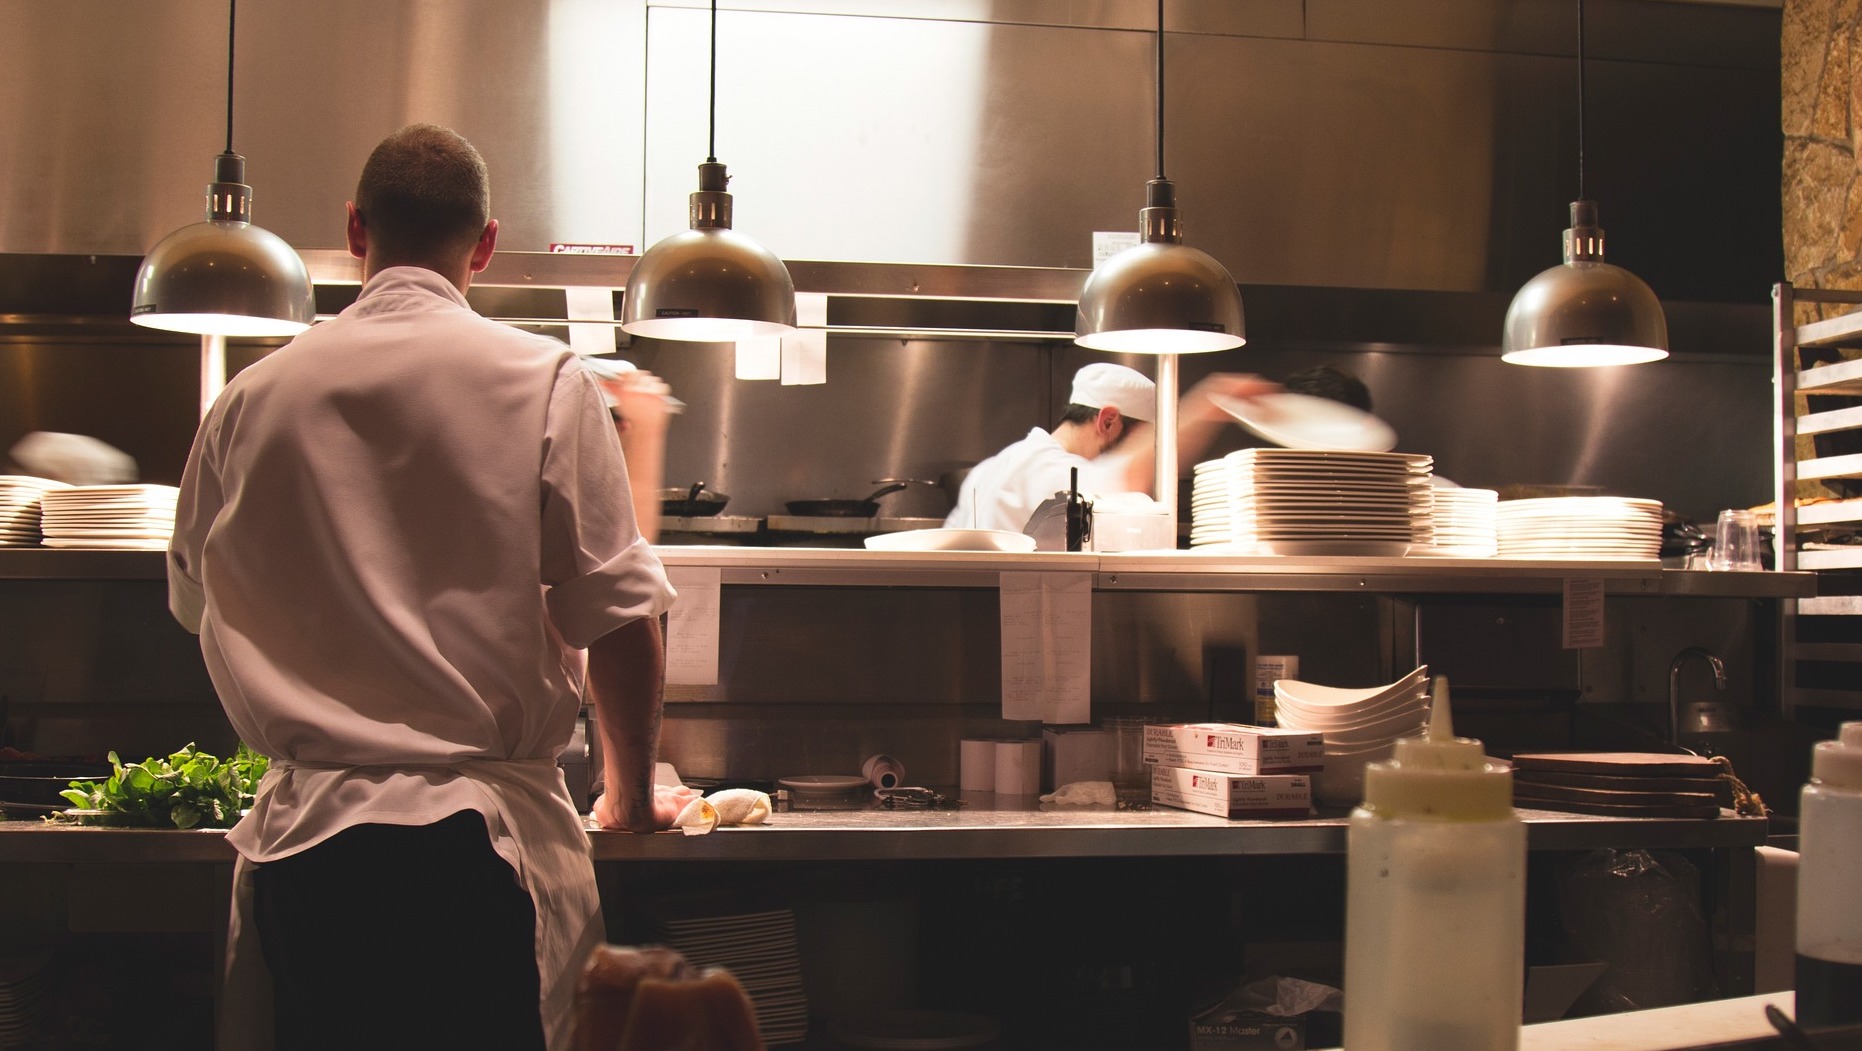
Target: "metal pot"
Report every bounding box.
[661,482,729,517]
[785,482,908,518]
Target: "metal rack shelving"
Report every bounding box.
[1772,283,1862,714]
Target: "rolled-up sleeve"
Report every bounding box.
[539,367,676,648]
[168,410,226,635]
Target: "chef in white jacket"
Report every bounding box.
[947,362,1273,533]
[167,123,697,1051]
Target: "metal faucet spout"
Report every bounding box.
[1668,646,1727,745]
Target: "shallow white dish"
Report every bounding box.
[863,528,1036,553]
[1207,396,1400,450]
[1275,667,1428,707]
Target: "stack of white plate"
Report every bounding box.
[1412,487,1499,558]
[0,953,52,1048]
[656,908,808,1045]
[38,484,180,550]
[1190,449,1434,556]
[1495,496,1663,560]
[0,476,69,548]
[1275,667,1430,806]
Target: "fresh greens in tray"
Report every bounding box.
[58,743,268,829]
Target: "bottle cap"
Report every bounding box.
[1359,676,1514,820]
[1810,721,1862,790]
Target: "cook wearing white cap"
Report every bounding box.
[946,363,1274,534]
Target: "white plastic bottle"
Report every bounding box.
[1795,720,1862,1028]
[1344,676,1526,1051]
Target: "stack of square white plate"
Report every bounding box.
[657,908,808,1045]
[38,484,180,550]
[1495,496,1663,560]
[0,476,70,548]
[1190,449,1434,556]
[1411,487,1499,558]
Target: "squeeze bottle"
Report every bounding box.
[1795,720,1862,1028]
[1344,676,1525,1051]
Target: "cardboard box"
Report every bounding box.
[1143,723,1325,775]
[1190,1011,1306,1051]
[1150,766,1312,819]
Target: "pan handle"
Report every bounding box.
[871,477,938,488]
[863,481,910,502]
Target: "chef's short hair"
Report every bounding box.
[1058,403,1101,426]
[354,124,491,264]
[1284,364,1372,413]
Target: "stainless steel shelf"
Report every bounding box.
[0,807,1769,865]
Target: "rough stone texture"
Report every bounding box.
[1784,0,1826,138]
[1838,174,1862,258]
[1816,33,1852,143]
[1783,138,1853,278]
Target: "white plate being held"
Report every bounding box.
[863,528,1036,552]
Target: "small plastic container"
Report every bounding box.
[1343,676,1525,1051]
[1795,721,1862,1028]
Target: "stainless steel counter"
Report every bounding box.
[0,805,1769,865]
[0,547,1814,598]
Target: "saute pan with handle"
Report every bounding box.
[785,481,909,518]
[661,482,730,517]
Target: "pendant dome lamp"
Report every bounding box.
[621,0,795,342]
[1075,0,1243,355]
[130,0,313,338]
[1501,0,1666,367]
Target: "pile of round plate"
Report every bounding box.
[38,484,179,550]
[1412,487,1500,558]
[1191,449,1433,556]
[1496,496,1663,560]
[0,476,68,548]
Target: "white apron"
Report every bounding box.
[218,758,604,1051]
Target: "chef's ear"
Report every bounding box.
[1096,405,1122,437]
[469,219,499,273]
[345,202,367,259]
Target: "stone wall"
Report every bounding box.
[1781,0,1861,497]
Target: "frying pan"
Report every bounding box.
[785,482,908,518]
[661,482,730,517]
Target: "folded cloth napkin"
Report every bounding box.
[1040,781,1115,805]
[671,789,773,836]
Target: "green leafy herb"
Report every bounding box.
[58,743,269,829]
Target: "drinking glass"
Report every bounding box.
[1105,716,1150,807]
[1709,509,1762,571]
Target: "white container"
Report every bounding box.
[1344,676,1525,1051]
[1794,720,1862,1027]
[1254,656,1298,726]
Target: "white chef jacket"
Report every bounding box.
[168,266,676,1050]
[944,426,1133,533]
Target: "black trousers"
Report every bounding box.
[251,810,546,1051]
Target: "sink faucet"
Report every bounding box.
[1668,646,1727,745]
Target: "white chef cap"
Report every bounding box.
[1068,363,1156,422]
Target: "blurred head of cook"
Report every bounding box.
[1283,363,1372,413]
[945,362,1275,533]
[166,123,696,1050]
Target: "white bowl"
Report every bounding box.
[1314,743,1397,805]
[1273,666,1428,709]
[1321,713,1429,747]
[1275,685,1428,727]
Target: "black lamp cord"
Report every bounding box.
[224,0,237,154]
[707,0,718,164]
[1154,0,1165,180]
[1576,0,1586,201]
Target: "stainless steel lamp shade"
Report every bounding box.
[1501,200,1667,367]
[131,152,313,338]
[1075,179,1244,355]
[621,161,796,342]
